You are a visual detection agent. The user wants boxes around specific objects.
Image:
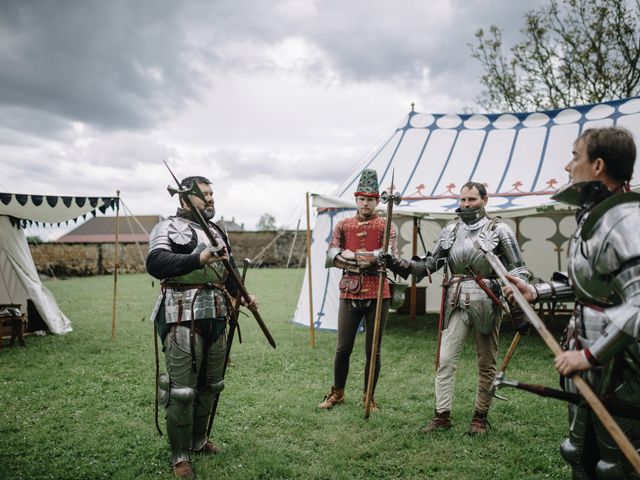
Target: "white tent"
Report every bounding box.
[294,97,640,331]
[0,193,119,334]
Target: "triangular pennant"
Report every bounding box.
[0,193,12,205]
[75,197,86,208]
[16,194,28,206]
[47,196,59,208]
[31,195,43,206]
[89,197,99,207]
[61,196,73,208]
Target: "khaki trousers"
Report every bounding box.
[434,308,500,414]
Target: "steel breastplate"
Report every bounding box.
[448,217,495,276]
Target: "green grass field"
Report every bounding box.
[0,269,570,479]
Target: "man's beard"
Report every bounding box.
[202,205,215,220]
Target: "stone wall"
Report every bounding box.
[29,230,307,277]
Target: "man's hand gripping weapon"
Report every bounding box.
[163,160,276,348]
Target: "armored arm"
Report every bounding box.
[586,209,640,365]
[146,219,202,279]
[384,224,451,281]
[494,223,531,282]
[531,272,576,303]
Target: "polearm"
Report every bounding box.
[490,331,523,400]
[364,174,401,419]
[476,239,640,473]
[163,161,276,349]
[494,372,640,420]
[207,258,251,436]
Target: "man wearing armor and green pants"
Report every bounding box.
[385,181,530,434]
[147,175,254,478]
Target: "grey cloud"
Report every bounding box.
[0,0,204,134]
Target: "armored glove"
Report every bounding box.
[379,252,407,278]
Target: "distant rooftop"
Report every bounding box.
[57,215,163,243]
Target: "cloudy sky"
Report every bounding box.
[0,0,547,238]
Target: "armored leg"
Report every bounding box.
[163,325,203,466]
[192,328,227,451]
[559,382,599,480]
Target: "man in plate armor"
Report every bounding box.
[506,127,640,479]
[318,169,397,411]
[385,181,530,434]
[146,175,253,479]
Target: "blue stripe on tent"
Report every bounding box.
[401,128,432,197]
[379,129,407,189]
[495,125,522,193]
[529,126,552,191]
[467,129,490,182]
[430,127,461,196]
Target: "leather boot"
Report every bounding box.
[469,410,489,435]
[362,393,378,412]
[318,387,344,409]
[195,439,221,454]
[421,410,452,433]
[172,460,194,479]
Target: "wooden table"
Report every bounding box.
[0,304,26,348]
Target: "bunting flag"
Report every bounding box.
[0,193,119,228]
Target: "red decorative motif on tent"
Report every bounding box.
[403,178,561,201]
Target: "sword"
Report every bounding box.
[364,171,401,419]
[163,160,276,348]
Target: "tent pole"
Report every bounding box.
[111,191,120,340]
[305,192,315,348]
[410,216,418,320]
[286,218,301,269]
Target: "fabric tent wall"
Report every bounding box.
[293,97,640,330]
[0,216,71,334]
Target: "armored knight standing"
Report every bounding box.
[146,175,250,479]
[386,181,530,434]
[507,127,640,479]
[318,169,397,411]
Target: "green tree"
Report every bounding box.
[256,213,277,231]
[470,0,640,112]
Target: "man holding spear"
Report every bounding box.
[504,127,640,479]
[318,169,397,412]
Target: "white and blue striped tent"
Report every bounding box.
[294,97,640,331]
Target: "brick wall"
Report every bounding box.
[29,230,307,277]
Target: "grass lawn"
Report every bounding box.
[0,269,570,479]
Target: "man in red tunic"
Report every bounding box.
[318,169,397,411]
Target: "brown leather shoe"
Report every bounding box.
[362,393,378,412]
[195,439,221,454]
[469,410,489,435]
[318,387,344,409]
[172,460,194,479]
[421,410,452,433]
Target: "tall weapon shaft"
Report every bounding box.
[207,258,251,436]
[163,161,276,348]
[494,373,640,420]
[364,173,401,419]
[476,241,640,473]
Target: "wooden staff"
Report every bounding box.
[364,179,401,419]
[111,190,120,340]
[478,241,640,473]
[305,192,315,348]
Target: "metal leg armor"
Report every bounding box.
[192,330,227,451]
[163,325,202,466]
